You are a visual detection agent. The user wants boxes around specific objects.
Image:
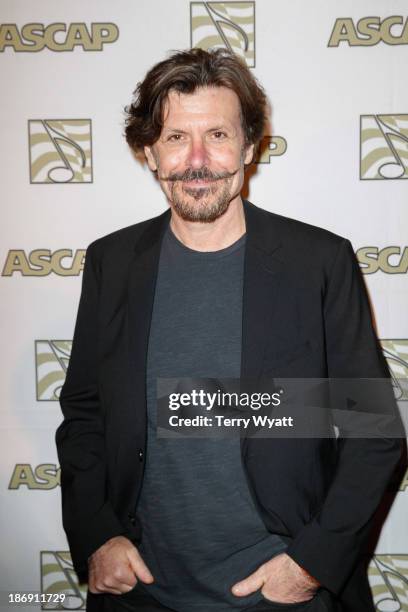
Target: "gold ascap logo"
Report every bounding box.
[1,249,85,276]
[0,22,119,52]
[255,136,288,163]
[381,339,408,402]
[191,2,255,67]
[28,120,92,183]
[368,555,408,610]
[357,247,408,274]
[35,340,71,401]
[360,115,408,180]
[328,17,408,47]
[41,552,87,608]
[9,464,60,490]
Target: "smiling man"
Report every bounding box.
[143,85,252,227]
[56,48,403,612]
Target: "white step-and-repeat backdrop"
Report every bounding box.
[1,1,407,610]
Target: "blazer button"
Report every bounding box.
[138,449,144,462]
[128,513,136,525]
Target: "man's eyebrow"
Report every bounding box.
[162,125,232,134]
[162,127,188,134]
[208,126,230,132]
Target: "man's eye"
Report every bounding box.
[212,131,227,139]
[168,134,183,142]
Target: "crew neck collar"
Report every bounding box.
[166,221,246,259]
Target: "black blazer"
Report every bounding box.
[55,200,403,609]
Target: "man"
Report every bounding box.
[55,48,403,612]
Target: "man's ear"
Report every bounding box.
[243,143,255,165]
[144,145,158,172]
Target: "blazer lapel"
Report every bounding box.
[241,200,284,379]
[126,207,171,410]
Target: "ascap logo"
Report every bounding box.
[255,136,288,163]
[35,341,71,401]
[328,17,408,47]
[2,249,85,276]
[41,552,87,609]
[357,247,408,274]
[191,2,255,67]
[0,22,119,52]
[360,115,408,180]
[381,340,408,402]
[368,555,408,610]
[9,464,60,489]
[28,120,92,183]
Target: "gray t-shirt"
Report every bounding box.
[134,223,288,611]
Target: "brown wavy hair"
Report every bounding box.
[124,48,268,157]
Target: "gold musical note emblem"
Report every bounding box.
[191,2,255,67]
[360,114,408,180]
[41,551,87,609]
[369,555,408,611]
[36,340,72,401]
[381,340,408,403]
[29,119,92,183]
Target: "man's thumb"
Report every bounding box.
[231,566,264,597]
[127,548,154,583]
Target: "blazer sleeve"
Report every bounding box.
[285,238,405,595]
[55,242,128,579]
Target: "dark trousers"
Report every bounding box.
[102,585,336,612]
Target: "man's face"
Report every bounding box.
[144,86,254,222]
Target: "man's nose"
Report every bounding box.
[187,137,209,169]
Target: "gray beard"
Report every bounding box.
[170,180,232,223]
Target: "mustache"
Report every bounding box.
[158,166,239,182]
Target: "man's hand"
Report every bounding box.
[88,535,154,595]
[231,553,320,604]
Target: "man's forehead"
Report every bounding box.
[161,86,242,123]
